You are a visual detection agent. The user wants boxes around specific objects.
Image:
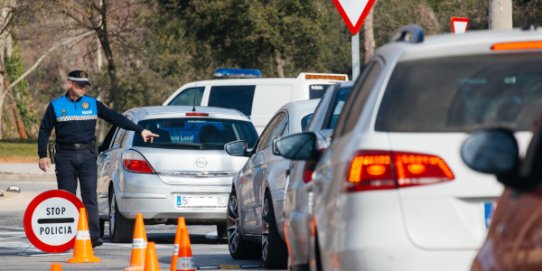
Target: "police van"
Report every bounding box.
[162,68,348,133]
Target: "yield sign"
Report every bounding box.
[333,0,377,35]
[450,17,469,34]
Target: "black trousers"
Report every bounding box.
[54,148,100,240]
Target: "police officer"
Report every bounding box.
[37,70,158,248]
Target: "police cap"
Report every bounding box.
[67,70,91,86]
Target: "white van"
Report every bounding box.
[162,70,348,133]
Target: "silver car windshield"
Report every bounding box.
[134,118,258,150]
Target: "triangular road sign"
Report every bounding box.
[450,17,469,34]
[333,0,377,35]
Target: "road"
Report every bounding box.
[0,164,272,271]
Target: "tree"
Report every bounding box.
[158,0,351,78]
[0,0,26,140]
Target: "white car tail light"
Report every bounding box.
[346,150,454,192]
[122,150,155,174]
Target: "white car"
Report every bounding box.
[163,68,347,133]
[223,99,319,269]
[96,106,258,242]
[274,25,542,270]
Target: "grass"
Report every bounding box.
[0,140,38,157]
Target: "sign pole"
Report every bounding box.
[351,33,360,80]
[333,0,377,80]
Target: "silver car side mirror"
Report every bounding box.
[274,132,319,161]
[224,140,249,157]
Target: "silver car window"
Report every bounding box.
[133,118,258,150]
[112,129,127,148]
[323,86,352,130]
[335,60,383,137]
[257,112,287,152]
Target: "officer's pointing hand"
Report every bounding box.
[141,129,159,143]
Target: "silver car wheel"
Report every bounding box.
[227,192,240,252]
[227,190,261,259]
[262,196,270,261]
[109,193,117,237]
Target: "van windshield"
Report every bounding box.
[376,53,542,132]
[134,118,258,150]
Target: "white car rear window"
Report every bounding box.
[376,53,542,132]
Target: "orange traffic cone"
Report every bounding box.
[51,262,62,271]
[144,242,161,271]
[66,208,101,263]
[175,227,196,271]
[125,213,148,271]
[170,217,186,271]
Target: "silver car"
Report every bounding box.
[224,99,319,269]
[96,106,258,243]
[276,81,352,271]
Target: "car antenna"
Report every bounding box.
[192,90,196,112]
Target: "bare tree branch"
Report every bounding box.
[0,30,94,101]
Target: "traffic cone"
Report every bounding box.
[66,208,101,263]
[144,242,161,271]
[125,213,148,271]
[170,217,186,271]
[51,263,62,271]
[175,227,196,271]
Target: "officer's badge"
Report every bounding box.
[61,109,67,116]
[82,102,89,109]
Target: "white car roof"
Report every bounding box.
[379,28,542,61]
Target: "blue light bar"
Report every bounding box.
[213,68,262,79]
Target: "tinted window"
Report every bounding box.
[113,129,126,147]
[168,87,204,106]
[335,60,383,137]
[301,114,313,131]
[309,84,331,99]
[323,86,352,130]
[257,112,287,151]
[208,85,255,116]
[376,53,542,132]
[134,118,258,150]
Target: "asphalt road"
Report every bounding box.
[0,164,272,271]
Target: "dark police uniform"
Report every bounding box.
[38,71,144,244]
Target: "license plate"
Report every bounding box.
[175,194,227,208]
[484,200,497,229]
